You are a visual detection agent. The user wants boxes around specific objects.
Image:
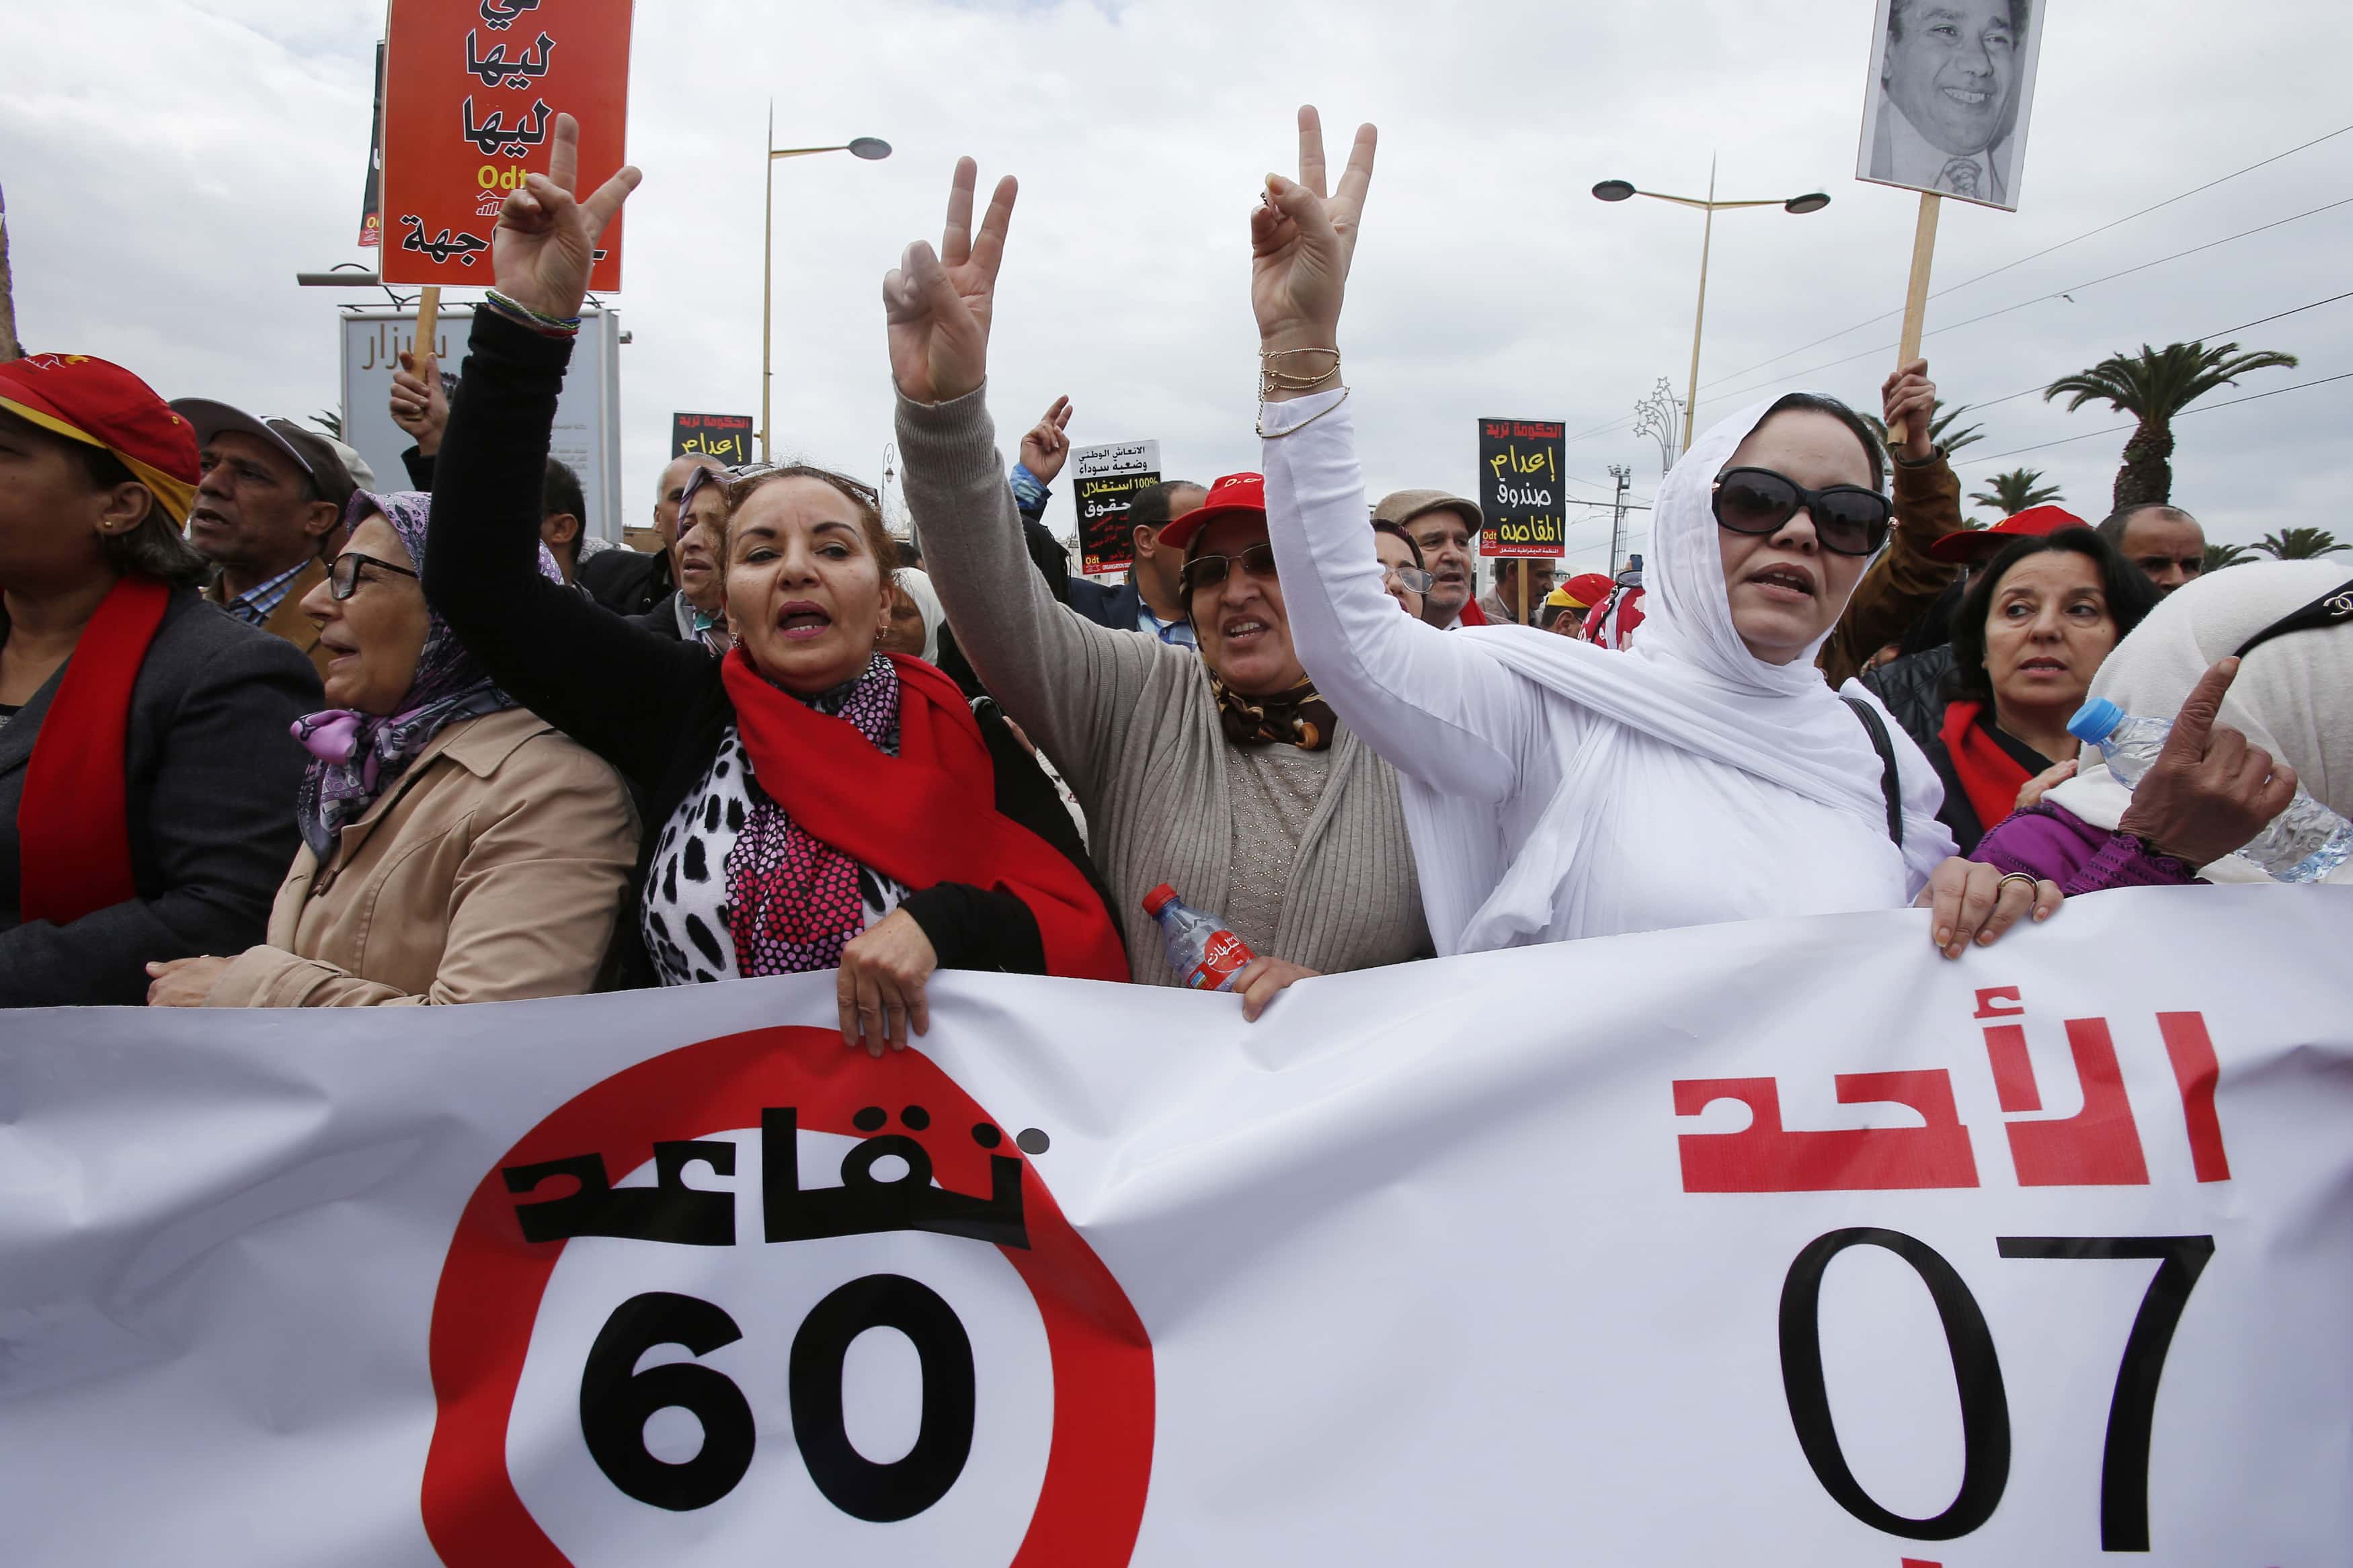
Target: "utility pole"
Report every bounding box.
[1607,464,1632,575]
[0,181,20,362]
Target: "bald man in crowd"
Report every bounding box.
[2098,503,2206,597]
[580,451,727,616]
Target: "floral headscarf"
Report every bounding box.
[290,490,562,859]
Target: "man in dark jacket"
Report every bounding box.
[577,451,725,616]
[1065,479,1204,643]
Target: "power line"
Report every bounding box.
[1698,120,2353,392]
[1936,288,2353,421]
[1703,195,2353,406]
[1956,368,2353,467]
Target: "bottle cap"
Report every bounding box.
[1141,883,1178,917]
[2067,697,2126,745]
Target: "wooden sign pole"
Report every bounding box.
[1890,192,1940,448]
[413,285,442,370]
[1517,560,1529,626]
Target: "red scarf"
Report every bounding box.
[17,577,170,923]
[1937,700,2034,833]
[719,649,1127,983]
[1453,596,1488,628]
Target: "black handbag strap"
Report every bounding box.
[1841,696,1905,848]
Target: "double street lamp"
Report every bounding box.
[762,113,891,461]
[1593,166,1829,452]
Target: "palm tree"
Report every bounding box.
[1861,399,1984,457]
[2249,527,2346,561]
[2203,542,2251,573]
[311,409,344,440]
[2044,340,2299,510]
[1967,467,2061,518]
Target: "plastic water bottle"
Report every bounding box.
[2068,697,2353,882]
[1142,884,1257,991]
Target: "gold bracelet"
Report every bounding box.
[1257,384,1351,440]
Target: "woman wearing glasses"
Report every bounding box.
[889,166,1429,1017]
[145,492,640,1007]
[1248,108,2061,957]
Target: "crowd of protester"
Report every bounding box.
[3,108,2344,1032]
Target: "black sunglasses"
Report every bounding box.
[327,550,420,601]
[1181,542,1280,597]
[1710,467,1891,558]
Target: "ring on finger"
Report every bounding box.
[1995,872,2039,898]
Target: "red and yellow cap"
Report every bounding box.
[0,353,200,524]
[1158,472,1267,553]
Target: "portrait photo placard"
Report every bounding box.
[1856,0,2046,212]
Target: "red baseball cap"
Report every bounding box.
[1158,471,1266,553]
[1928,505,2090,565]
[0,353,200,525]
[1557,572,1617,609]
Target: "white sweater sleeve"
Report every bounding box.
[1260,390,1532,804]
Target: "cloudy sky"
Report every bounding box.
[9,0,2349,569]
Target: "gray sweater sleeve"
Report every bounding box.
[894,384,1183,803]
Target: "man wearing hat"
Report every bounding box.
[169,400,370,679]
[1539,572,1616,637]
[1372,488,1484,628]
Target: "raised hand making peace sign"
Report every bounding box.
[885,158,1018,405]
[490,112,641,323]
[1251,106,1378,369]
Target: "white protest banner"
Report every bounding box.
[3,888,2348,1565]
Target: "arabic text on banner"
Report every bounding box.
[378,0,634,289]
[3,887,2347,1565]
[1070,440,1161,577]
[1477,416,1567,559]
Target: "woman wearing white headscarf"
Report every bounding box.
[1972,561,2352,889]
[883,566,945,664]
[1251,108,2054,957]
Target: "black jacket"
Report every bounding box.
[426,311,1111,987]
[577,544,675,618]
[1860,643,1958,758]
[0,589,320,1005]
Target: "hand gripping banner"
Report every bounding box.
[1,886,2346,1565]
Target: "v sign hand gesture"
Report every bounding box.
[491,112,641,323]
[1252,106,1378,366]
[885,158,1017,405]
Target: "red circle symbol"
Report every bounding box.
[420,1026,1154,1565]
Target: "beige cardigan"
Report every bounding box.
[205,706,639,1006]
[898,386,1427,985]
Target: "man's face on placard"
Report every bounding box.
[1883,0,2020,156]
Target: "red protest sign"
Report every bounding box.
[378,0,633,289]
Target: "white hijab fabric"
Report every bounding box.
[893,567,945,665]
[1440,397,1954,950]
[2046,559,2353,883]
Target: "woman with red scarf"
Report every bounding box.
[420,118,1125,1052]
[1923,528,2157,853]
[0,354,319,1005]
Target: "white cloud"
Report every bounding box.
[7,0,2348,560]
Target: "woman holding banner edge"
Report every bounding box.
[1246,108,2060,958]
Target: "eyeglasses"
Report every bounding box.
[1181,542,1280,597]
[1710,467,1891,558]
[1384,563,1435,593]
[327,550,420,601]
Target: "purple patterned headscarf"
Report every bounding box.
[290,490,563,859]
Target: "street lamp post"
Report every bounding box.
[1593,165,1828,452]
[762,109,890,462]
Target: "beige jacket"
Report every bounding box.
[205,706,638,1007]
